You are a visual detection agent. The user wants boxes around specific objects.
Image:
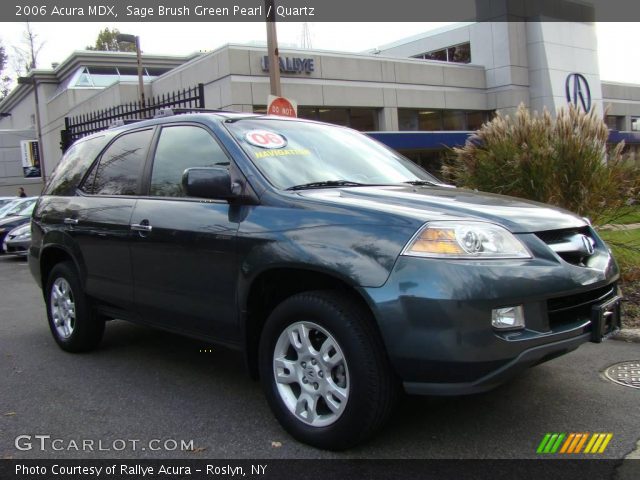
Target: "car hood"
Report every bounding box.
[0,215,30,228]
[298,186,586,233]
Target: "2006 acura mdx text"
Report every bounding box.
[30,111,621,450]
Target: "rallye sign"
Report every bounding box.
[261,56,315,74]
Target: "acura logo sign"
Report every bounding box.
[565,73,591,112]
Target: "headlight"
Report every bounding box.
[402,221,531,259]
[16,231,31,239]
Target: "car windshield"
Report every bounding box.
[2,198,35,217]
[225,118,439,190]
[0,199,26,218]
[16,200,36,216]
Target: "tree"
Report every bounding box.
[12,22,44,75]
[0,41,10,98]
[86,28,136,52]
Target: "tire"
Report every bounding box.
[259,290,397,450]
[45,261,105,352]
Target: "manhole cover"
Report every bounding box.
[604,361,640,389]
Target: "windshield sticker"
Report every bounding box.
[254,148,311,159]
[245,130,287,149]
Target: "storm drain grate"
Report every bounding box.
[604,361,640,389]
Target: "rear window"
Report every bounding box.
[81,129,152,196]
[44,136,107,196]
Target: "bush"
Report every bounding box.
[442,104,640,225]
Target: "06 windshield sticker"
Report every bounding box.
[245,130,287,149]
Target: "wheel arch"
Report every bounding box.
[39,245,84,295]
[241,266,385,380]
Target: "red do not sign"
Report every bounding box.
[268,97,297,118]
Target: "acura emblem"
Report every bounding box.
[565,73,592,112]
[580,235,595,256]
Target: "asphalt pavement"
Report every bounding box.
[0,255,638,459]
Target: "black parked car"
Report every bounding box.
[30,111,620,450]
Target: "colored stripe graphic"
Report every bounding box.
[538,433,613,454]
[560,433,575,453]
[598,434,613,453]
[537,434,552,453]
[537,433,566,454]
[574,433,589,453]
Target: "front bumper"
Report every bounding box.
[3,237,30,256]
[364,235,620,396]
[404,333,590,395]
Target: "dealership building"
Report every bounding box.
[1,21,639,196]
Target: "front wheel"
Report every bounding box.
[259,291,397,450]
[45,261,105,352]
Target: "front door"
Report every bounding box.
[130,124,240,341]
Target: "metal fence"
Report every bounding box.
[60,83,205,152]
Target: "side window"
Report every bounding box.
[150,125,230,197]
[83,129,152,195]
[44,136,106,196]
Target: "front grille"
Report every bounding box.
[547,285,616,328]
[536,226,590,245]
[535,227,597,266]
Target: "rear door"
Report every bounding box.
[68,128,153,309]
[130,123,240,341]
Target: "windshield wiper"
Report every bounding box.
[286,180,368,191]
[403,180,439,186]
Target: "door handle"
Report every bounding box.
[63,218,78,225]
[131,223,153,232]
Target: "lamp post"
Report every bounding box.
[116,33,145,107]
[264,0,282,97]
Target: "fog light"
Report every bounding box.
[491,305,525,330]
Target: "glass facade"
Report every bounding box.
[253,106,379,131]
[399,149,449,179]
[413,42,471,64]
[59,65,172,92]
[606,115,626,130]
[398,109,493,131]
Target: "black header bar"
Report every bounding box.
[3,0,640,22]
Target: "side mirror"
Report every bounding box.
[182,167,241,200]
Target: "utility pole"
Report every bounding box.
[116,33,145,107]
[264,0,282,97]
[134,35,145,107]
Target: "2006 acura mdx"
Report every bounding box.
[30,111,621,450]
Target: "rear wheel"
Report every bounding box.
[45,261,104,352]
[259,290,397,450]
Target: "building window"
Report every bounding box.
[398,109,493,131]
[442,110,466,130]
[632,117,639,131]
[412,42,471,64]
[399,150,447,179]
[606,115,626,131]
[253,106,379,131]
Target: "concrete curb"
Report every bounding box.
[612,328,640,343]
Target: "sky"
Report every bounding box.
[0,22,638,84]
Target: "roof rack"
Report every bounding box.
[154,107,229,118]
[108,119,143,129]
